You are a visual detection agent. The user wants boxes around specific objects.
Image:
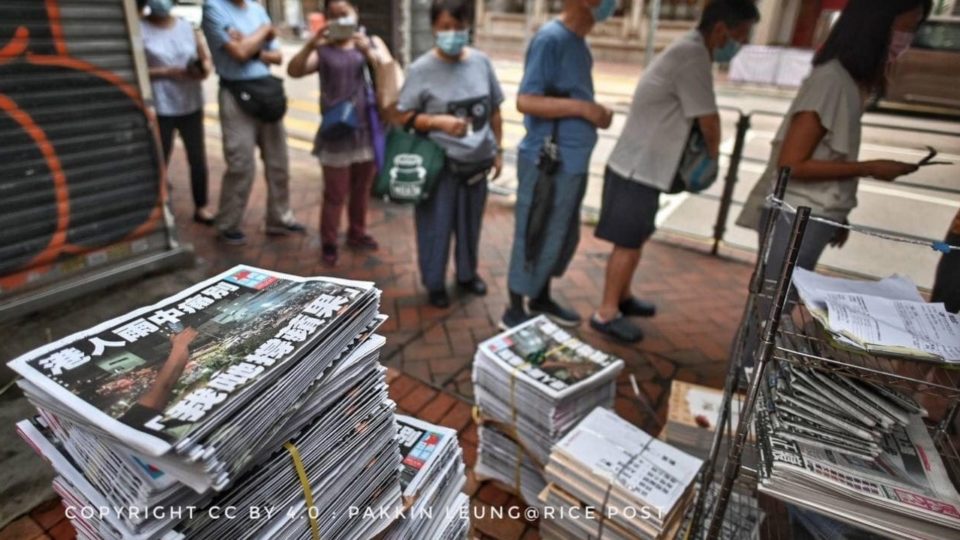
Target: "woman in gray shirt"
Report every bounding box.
[738,0,929,276]
[141,0,214,224]
[395,0,504,309]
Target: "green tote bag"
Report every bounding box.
[374,125,445,204]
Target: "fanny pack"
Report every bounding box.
[221,76,287,123]
[447,157,494,185]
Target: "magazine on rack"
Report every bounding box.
[542,408,702,539]
[792,268,960,362]
[757,366,960,538]
[8,266,381,492]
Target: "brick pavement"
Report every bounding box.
[0,138,753,540]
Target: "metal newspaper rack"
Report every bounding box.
[682,168,960,539]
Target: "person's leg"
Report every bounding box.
[320,164,350,249]
[931,232,960,314]
[257,119,300,231]
[414,172,456,305]
[506,159,540,299]
[215,89,258,240]
[156,115,176,164]
[346,160,378,247]
[527,171,590,326]
[597,246,642,320]
[741,210,839,366]
[176,110,211,214]
[454,177,489,293]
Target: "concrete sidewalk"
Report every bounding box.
[0,128,753,539]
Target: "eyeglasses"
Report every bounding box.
[918,146,952,167]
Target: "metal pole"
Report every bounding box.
[704,206,812,539]
[644,0,662,66]
[711,112,751,255]
[687,167,792,535]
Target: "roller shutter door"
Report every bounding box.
[0,0,189,320]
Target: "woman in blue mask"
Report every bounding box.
[141,0,214,225]
[394,0,505,309]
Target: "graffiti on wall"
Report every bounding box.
[0,0,167,293]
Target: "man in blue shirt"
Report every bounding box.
[202,0,304,245]
[502,0,615,329]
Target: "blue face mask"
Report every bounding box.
[591,0,617,23]
[436,30,469,57]
[147,0,173,17]
[714,37,741,64]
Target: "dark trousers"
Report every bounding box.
[414,171,488,292]
[321,161,377,247]
[157,109,208,209]
[933,232,960,313]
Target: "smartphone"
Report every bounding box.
[308,13,326,35]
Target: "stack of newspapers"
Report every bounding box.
[756,362,960,539]
[386,415,469,540]
[10,266,403,539]
[792,268,960,362]
[540,408,703,539]
[472,316,624,505]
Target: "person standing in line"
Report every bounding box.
[591,0,759,343]
[142,0,216,226]
[288,0,384,266]
[395,0,505,309]
[737,0,927,282]
[202,0,305,246]
[734,0,928,369]
[500,0,616,329]
[932,210,960,313]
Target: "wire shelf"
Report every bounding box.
[773,306,960,401]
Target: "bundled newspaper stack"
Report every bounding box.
[540,408,703,539]
[792,268,960,362]
[472,316,624,505]
[10,266,403,539]
[386,415,469,540]
[756,362,960,539]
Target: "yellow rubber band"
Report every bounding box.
[284,441,321,540]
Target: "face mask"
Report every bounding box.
[327,16,358,41]
[888,31,914,64]
[591,0,616,23]
[146,0,173,17]
[714,36,741,64]
[436,30,469,57]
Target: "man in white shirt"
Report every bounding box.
[591,0,760,343]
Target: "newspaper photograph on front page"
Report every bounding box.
[8,266,372,456]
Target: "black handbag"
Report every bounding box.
[221,76,288,123]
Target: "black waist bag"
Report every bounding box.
[448,157,495,185]
[221,76,287,123]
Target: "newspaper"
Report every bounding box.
[552,408,702,515]
[476,316,624,400]
[757,375,960,536]
[825,293,960,362]
[8,266,374,457]
[791,268,960,362]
